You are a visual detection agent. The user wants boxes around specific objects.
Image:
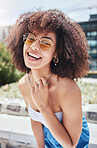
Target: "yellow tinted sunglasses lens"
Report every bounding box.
[25,38,35,45]
[24,33,35,45]
[40,39,52,50]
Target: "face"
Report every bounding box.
[23,32,56,70]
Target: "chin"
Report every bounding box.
[24,61,41,70]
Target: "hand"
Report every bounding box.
[27,75,49,112]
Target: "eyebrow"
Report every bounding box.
[42,36,53,42]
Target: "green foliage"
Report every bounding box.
[0,81,97,104]
[0,42,24,86]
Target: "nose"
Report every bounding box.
[30,40,40,51]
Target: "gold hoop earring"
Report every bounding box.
[53,56,59,66]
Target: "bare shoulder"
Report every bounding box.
[18,74,30,110]
[58,77,81,94]
[57,77,81,109]
[18,74,29,99]
[18,74,27,86]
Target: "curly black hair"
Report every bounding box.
[5,9,89,80]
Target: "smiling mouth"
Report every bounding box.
[27,52,42,60]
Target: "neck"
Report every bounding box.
[30,68,51,83]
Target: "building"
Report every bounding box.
[0,26,11,42]
[79,14,97,71]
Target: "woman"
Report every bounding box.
[5,9,89,148]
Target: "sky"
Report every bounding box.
[0,0,97,27]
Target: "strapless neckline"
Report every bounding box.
[28,105,63,128]
[29,105,62,115]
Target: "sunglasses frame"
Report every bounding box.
[23,33,56,50]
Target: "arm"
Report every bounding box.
[40,105,74,148]
[24,98,45,148]
[39,83,82,148]
[18,78,45,148]
[27,76,82,147]
[30,119,45,148]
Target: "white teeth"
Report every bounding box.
[28,53,41,59]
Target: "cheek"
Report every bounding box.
[23,48,25,60]
[23,45,27,58]
[43,50,55,61]
[50,48,56,59]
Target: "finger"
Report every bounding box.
[41,77,49,87]
[28,81,35,92]
[30,87,35,93]
[34,82,39,91]
[37,79,43,88]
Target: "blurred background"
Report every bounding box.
[0,0,97,147]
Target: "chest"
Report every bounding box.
[26,85,61,113]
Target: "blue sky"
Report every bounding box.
[0,0,97,26]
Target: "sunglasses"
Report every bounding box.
[23,33,56,51]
